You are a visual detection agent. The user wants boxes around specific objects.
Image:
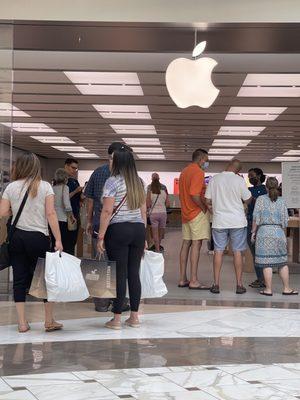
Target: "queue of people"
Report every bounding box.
[0,144,297,334]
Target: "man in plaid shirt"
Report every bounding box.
[84,142,130,312]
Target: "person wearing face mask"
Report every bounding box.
[247,168,267,288]
[205,160,252,294]
[178,149,211,290]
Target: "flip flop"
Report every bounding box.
[189,285,210,290]
[260,291,273,296]
[282,290,298,295]
[178,282,190,288]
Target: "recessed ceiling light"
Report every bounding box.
[238,87,300,97]
[31,136,75,144]
[208,155,234,161]
[137,154,166,160]
[122,137,161,145]
[1,122,56,132]
[111,124,157,135]
[209,148,241,154]
[243,74,300,86]
[212,139,251,147]
[0,103,30,117]
[225,107,286,121]
[93,104,151,119]
[131,147,163,153]
[64,72,141,85]
[271,156,300,162]
[52,146,88,152]
[68,153,99,159]
[283,150,300,156]
[75,85,143,96]
[218,126,265,137]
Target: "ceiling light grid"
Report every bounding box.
[93,105,151,120]
[1,122,56,133]
[225,107,287,121]
[0,103,30,117]
[68,153,99,159]
[111,124,157,135]
[212,139,251,147]
[238,74,300,97]
[132,147,163,154]
[137,154,166,160]
[52,146,89,152]
[31,136,75,144]
[218,126,265,137]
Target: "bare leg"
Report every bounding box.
[44,302,54,325]
[278,265,292,293]
[233,251,243,286]
[15,303,27,326]
[152,226,160,252]
[213,251,223,286]
[179,240,191,285]
[159,228,165,246]
[262,267,273,294]
[189,240,202,286]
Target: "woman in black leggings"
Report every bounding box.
[97,146,146,330]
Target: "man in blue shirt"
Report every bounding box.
[65,157,83,255]
[84,142,130,312]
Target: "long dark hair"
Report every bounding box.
[266,177,279,202]
[111,148,145,210]
[150,178,161,195]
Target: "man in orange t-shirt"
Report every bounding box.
[178,148,210,290]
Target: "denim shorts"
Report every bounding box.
[212,227,247,252]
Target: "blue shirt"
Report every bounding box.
[247,184,267,222]
[84,164,110,229]
[67,177,81,218]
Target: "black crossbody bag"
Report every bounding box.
[0,191,29,271]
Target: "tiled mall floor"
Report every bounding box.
[0,228,300,399]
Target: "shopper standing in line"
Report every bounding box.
[178,148,211,290]
[252,177,298,296]
[205,159,252,294]
[51,168,76,254]
[84,142,131,313]
[97,146,147,330]
[0,153,63,333]
[64,158,82,255]
[247,168,267,288]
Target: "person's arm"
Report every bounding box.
[241,182,252,205]
[63,186,76,222]
[146,191,152,209]
[45,195,63,252]
[69,180,82,199]
[97,197,114,254]
[140,202,147,227]
[191,194,207,213]
[165,193,170,209]
[206,198,213,214]
[86,198,94,234]
[0,198,11,218]
[190,172,207,213]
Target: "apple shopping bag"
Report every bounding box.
[45,251,89,302]
[81,257,116,298]
[140,250,168,298]
[29,258,47,299]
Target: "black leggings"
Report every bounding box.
[9,229,50,302]
[105,222,146,314]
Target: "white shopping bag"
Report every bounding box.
[140,250,168,298]
[45,251,89,302]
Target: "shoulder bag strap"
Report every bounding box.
[148,193,160,217]
[110,194,127,221]
[8,190,29,241]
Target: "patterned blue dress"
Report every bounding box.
[253,195,288,269]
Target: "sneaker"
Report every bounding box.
[236,285,247,294]
[210,284,220,294]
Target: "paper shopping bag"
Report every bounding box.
[81,258,116,298]
[29,258,47,299]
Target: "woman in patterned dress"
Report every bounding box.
[251,177,298,296]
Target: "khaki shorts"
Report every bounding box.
[182,212,210,241]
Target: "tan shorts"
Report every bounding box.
[182,212,210,241]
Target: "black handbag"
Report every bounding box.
[0,191,28,271]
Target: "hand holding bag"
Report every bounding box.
[45,251,89,302]
[140,250,168,298]
[0,191,28,271]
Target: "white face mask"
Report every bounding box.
[202,161,209,170]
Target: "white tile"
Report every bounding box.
[138,367,172,374]
[204,384,297,400]
[28,382,117,400]
[217,365,300,382]
[0,378,12,395]
[168,366,206,372]
[162,370,248,388]
[3,372,81,388]
[274,363,300,372]
[0,391,37,400]
[73,369,146,382]
[132,391,218,399]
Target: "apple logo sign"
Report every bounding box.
[166,41,220,109]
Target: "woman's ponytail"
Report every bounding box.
[266,177,279,202]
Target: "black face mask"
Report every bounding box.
[249,177,259,186]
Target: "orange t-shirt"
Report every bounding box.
[179,163,205,223]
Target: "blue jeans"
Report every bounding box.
[247,225,264,281]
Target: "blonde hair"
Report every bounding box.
[12,153,42,198]
[266,177,279,202]
[111,148,145,210]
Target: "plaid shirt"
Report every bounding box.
[84,164,110,228]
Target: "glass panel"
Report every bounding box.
[0,22,13,295]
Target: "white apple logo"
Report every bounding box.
[166,41,220,108]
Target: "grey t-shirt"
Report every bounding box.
[102,175,144,225]
[3,179,54,236]
[53,184,73,222]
